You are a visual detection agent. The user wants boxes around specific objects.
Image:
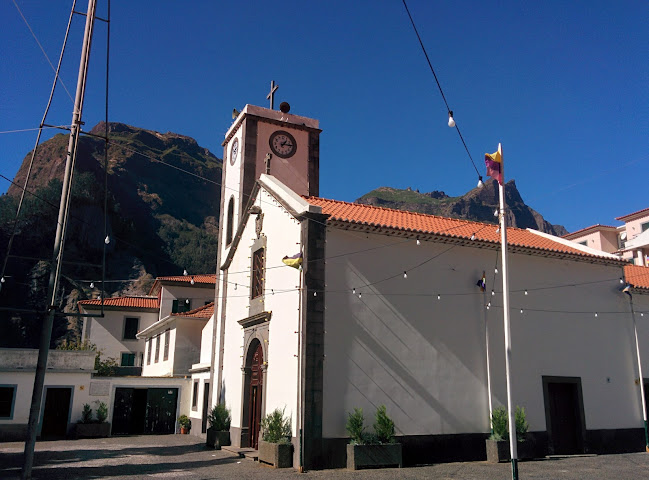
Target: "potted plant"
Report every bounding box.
[206,403,231,449]
[346,405,402,470]
[178,414,191,434]
[74,402,111,438]
[485,406,533,462]
[258,407,293,468]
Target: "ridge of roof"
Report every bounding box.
[175,302,214,319]
[616,207,649,222]
[563,224,619,239]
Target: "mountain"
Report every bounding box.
[0,122,222,347]
[356,180,568,237]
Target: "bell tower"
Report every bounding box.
[219,85,321,253]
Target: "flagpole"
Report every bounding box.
[484,288,494,433]
[628,293,649,451]
[496,144,518,480]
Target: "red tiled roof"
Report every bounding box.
[175,302,214,319]
[625,265,649,290]
[616,207,649,222]
[148,274,216,295]
[78,296,159,310]
[306,197,618,261]
[562,224,618,239]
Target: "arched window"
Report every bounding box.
[226,197,234,246]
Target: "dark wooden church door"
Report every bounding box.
[248,342,263,449]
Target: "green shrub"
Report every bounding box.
[178,414,191,430]
[373,405,395,444]
[346,407,365,444]
[80,404,93,424]
[515,406,529,441]
[260,407,291,444]
[490,405,528,441]
[96,402,108,423]
[490,406,508,441]
[207,403,231,431]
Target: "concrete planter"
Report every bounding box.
[346,443,402,470]
[206,428,230,449]
[74,422,111,439]
[258,439,293,468]
[485,438,534,463]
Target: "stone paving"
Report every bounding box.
[1,435,649,480]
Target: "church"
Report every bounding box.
[198,98,649,469]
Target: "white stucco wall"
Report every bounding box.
[322,228,639,438]
[159,285,214,321]
[219,187,302,436]
[142,326,176,377]
[199,315,215,364]
[82,309,157,365]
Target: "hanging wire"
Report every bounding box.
[401,0,481,179]
[11,0,75,103]
[0,0,77,294]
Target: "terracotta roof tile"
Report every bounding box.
[148,274,216,295]
[616,207,649,222]
[562,224,618,239]
[175,302,214,319]
[78,296,159,310]
[625,265,649,290]
[306,197,617,261]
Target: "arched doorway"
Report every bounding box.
[243,339,264,449]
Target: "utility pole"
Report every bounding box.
[22,1,97,478]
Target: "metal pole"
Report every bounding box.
[484,290,494,433]
[629,295,649,451]
[22,1,97,478]
[497,144,518,479]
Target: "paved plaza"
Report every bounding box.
[1,435,649,480]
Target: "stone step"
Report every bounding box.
[222,445,259,461]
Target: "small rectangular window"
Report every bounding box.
[642,221,649,233]
[121,352,135,367]
[172,299,191,313]
[155,334,161,363]
[123,317,139,340]
[251,248,264,298]
[164,329,170,361]
[192,380,199,410]
[146,338,152,365]
[579,241,588,246]
[0,386,17,419]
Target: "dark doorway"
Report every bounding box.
[243,340,264,449]
[644,379,649,420]
[202,382,210,433]
[40,387,71,438]
[112,388,178,435]
[543,377,585,455]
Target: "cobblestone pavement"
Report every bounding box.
[1,435,649,480]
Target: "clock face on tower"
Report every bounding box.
[269,130,297,159]
[230,138,239,165]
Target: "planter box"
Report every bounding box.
[258,439,293,468]
[346,443,402,470]
[206,428,230,449]
[485,438,534,463]
[75,422,111,439]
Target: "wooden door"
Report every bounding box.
[547,381,583,454]
[41,387,71,438]
[202,382,210,433]
[248,343,263,449]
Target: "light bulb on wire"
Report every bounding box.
[190,277,195,285]
[90,282,94,289]
[447,111,456,128]
[477,176,484,189]
[416,238,421,246]
[470,233,476,241]
[104,235,110,245]
[183,269,188,276]
[403,271,408,279]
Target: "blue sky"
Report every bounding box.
[1,0,647,233]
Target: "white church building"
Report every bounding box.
[201,103,649,468]
[4,102,649,469]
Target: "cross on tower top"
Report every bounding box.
[266,80,279,110]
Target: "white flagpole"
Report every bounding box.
[628,294,649,451]
[497,143,519,480]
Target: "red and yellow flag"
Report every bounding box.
[484,143,503,185]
